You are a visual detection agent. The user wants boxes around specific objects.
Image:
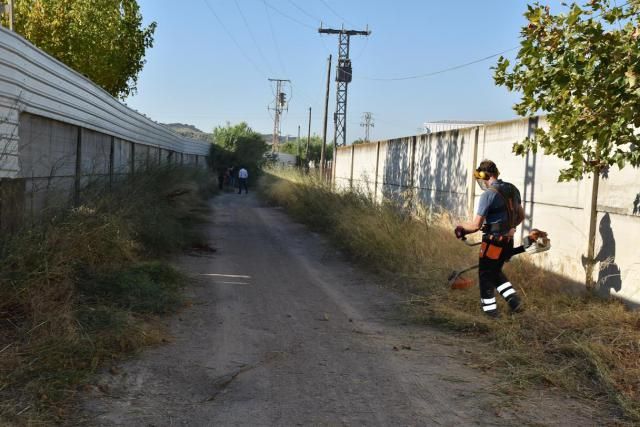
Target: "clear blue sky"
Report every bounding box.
[127,0,564,142]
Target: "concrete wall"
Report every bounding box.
[0,26,209,227]
[336,117,640,304]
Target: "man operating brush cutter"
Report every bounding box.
[455,160,526,318]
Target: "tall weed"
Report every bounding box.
[0,166,213,424]
[261,169,640,422]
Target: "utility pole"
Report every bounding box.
[268,78,290,153]
[306,107,312,169]
[320,54,332,175]
[318,25,371,148]
[360,112,375,142]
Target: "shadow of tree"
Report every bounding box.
[379,130,468,216]
[381,138,411,204]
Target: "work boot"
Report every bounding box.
[507,295,523,313]
[484,310,500,319]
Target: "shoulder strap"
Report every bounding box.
[487,186,515,229]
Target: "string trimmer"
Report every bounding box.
[448,229,551,289]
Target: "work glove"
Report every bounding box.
[454,226,467,240]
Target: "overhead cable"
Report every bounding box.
[262,0,289,75]
[318,0,353,26]
[360,47,518,81]
[234,0,274,75]
[201,0,267,78]
[263,0,316,30]
[285,0,322,25]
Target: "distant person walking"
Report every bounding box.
[238,167,249,194]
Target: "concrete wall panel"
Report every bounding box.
[18,112,77,179]
[381,137,411,203]
[598,166,640,215]
[134,143,150,171]
[113,138,131,175]
[596,212,640,303]
[340,115,640,303]
[351,142,378,193]
[414,129,473,215]
[334,147,352,191]
[80,128,110,175]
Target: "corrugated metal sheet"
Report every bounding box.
[0,26,209,178]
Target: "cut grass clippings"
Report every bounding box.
[260,168,640,423]
[0,166,215,424]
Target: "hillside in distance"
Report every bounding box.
[163,123,212,142]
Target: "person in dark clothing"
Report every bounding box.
[217,169,225,190]
[229,166,237,188]
[455,160,525,318]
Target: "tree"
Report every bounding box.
[494,0,640,181]
[210,122,268,176]
[6,0,156,99]
[279,135,333,165]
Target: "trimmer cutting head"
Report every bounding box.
[447,265,479,289]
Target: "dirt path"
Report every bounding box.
[78,193,601,426]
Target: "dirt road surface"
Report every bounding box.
[78,193,601,426]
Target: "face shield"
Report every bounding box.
[473,170,490,191]
[476,179,490,191]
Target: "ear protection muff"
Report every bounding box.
[474,167,500,180]
[474,170,489,180]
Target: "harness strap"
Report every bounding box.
[486,186,515,231]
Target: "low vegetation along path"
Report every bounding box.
[79,193,598,425]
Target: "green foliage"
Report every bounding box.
[7,0,156,99]
[209,122,269,177]
[494,1,640,181]
[279,135,334,164]
[77,262,184,314]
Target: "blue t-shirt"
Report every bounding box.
[476,180,521,233]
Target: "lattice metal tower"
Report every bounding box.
[318,26,370,147]
[360,112,374,142]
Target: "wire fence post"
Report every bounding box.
[74,126,82,206]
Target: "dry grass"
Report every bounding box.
[260,168,640,422]
[0,166,214,424]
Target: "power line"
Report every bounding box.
[234,0,274,75]
[360,47,519,81]
[319,0,353,26]
[262,0,288,75]
[356,0,633,83]
[201,0,267,78]
[263,0,315,30]
[284,0,322,25]
[354,35,369,60]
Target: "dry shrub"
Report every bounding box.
[261,169,640,422]
[0,165,213,424]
